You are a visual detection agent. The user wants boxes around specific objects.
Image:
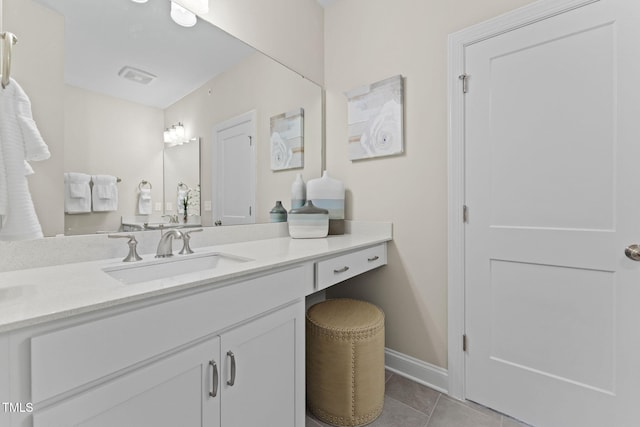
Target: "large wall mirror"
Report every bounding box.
[30,0,322,235]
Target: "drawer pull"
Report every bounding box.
[368,256,380,262]
[334,266,350,274]
[209,360,218,397]
[227,351,236,386]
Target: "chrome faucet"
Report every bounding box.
[108,234,143,262]
[155,229,184,258]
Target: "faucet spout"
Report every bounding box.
[155,229,184,258]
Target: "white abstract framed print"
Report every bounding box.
[345,75,404,160]
[270,108,304,171]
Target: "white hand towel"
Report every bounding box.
[64,172,91,214]
[0,78,51,240]
[138,188,152,215]
[91,175,118,212]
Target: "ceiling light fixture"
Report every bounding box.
[130,0,149,3]
[170,1,197,27]
[179,0,209,14]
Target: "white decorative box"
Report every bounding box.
[288,201,329,239]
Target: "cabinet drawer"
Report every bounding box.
[315,243,386,291]
[30,266,309,403]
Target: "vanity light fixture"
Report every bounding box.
[169,126,178,143]
[164,123,191,146]
[170,1,197,27]
[174,123,185,140]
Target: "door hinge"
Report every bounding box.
[249,206,252,216]
[463,334,468,352]
[463,205,469,223]
[249,135,253,146]
[458,74,469,94]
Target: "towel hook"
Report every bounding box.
[1,32,18,89]
[138,180,152,191]
[177,182,190,192]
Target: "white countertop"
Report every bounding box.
[0,228,391,333]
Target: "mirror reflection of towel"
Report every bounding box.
[138,188,152,215]
[92,175,118,212]
[64,172,91,214]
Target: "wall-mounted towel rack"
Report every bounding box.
[1,32,18,89]
[138,180,152,190]
[88,176,121,184]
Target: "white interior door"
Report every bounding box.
[464,1,640,426]
[212,111,256,226]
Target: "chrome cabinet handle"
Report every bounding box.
[227,351,236,386]
[334,266,350,274]
[368,255,380,262]
[209,360,218,397]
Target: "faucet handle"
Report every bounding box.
[108,234,143,262]
[179,228,203,255]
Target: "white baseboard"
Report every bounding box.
[384,348,449,394]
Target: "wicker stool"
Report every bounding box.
[306,299,385,427]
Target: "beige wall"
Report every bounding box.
[164,51,322,225]
[64,86,164,235]
[197,0,324,85]
[324,0,536,368]
[3,0,65,236]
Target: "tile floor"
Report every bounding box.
[306,371,532,427]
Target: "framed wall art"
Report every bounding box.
[270,108,304,170]
[345,75,404,161]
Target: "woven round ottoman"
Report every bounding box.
[306,299,385,427]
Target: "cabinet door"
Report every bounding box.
[33,338,221,427]
[221,302,305,427]
[0,334,9,427]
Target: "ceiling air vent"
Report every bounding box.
[118,66,156,85]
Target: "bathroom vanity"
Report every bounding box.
[0,222,391,427]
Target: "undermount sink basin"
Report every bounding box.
[103,252,252,285]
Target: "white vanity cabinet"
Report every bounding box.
[0,234,390,427]
[10,265,309,427]
[0,335,9,427]
[32,302,304,427]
